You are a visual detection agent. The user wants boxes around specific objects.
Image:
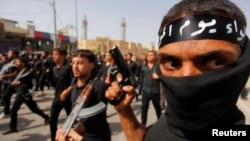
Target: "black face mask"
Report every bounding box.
[156,38,250,137]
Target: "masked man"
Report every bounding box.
[105,0,250,140]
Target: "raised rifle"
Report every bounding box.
[109,45,138,105]
[61,71,106,141]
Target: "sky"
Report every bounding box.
[0,0,250,47]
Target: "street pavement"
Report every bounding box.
[0,82,250,141]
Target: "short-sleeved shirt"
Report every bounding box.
[70,77,111,140]
[53,60,72,102]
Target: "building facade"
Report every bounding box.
[0,18,155,56]
[0,18,76,53]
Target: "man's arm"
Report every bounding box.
[60,86,72,101]
[105,82,146,141]
[118,106,146,141]
[1,70,17,79]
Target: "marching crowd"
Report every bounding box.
[1,0,250,140]
[0,47,163,141]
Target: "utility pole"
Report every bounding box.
[75,0,78,49]
[34,0,57,48]
[53,0,57,48]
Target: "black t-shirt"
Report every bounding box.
[70,78,111,140]
[127,61,138,76]
[140,64,160,94]
[14,70,33,94]
[53,60,72,102]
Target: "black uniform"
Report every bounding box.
[8,69,49,132]
[71,78,111,141]
[33,58,42,91]
[1,60,17,115]
[50,60,72,141]
[127,60,138,76]
[39,57,54,90]
[140,63,161,126]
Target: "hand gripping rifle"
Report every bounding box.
[61,72,106,141]
[109,45,138,105]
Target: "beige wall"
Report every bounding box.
[78,37,155,57]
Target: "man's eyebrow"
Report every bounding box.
[193,50,238,60]
[159,53,174,58]
[158,53,180,61]
[159,50,237,60]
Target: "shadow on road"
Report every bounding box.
[15,133,50,141]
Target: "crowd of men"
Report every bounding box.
[1,1,250,141]
[0,48,164,141]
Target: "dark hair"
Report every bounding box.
[127,53,133,57]
[9,48,19,57]
[148,50,157,56]
[53,47,67,56]
[17,56,28,66]
[72,49,96,63]
[158,0,246,36]
[1,54,7,58]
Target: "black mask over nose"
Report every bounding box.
[156,37,250,137]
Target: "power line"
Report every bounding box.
[56,11,66,30]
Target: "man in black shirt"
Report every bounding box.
[50,47,73,141]
[126,52,138,76]
[0,54,8,106]
[0,49,19,118]
[33,53,42,91]
[139,50,161,126]
[2,56,49,135]
[56,49,111,141]
[36,51,54,96]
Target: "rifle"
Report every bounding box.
[12,70,30,82]
[0,61,16,76]
[61,72,106,141]
[109,45,138,105]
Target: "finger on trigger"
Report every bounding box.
[122,85,134,93]
[106,85,119,100]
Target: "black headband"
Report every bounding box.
[159,14,246,48]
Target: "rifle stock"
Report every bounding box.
[68,128,84,141]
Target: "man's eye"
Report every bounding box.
[161,59,180,70]
[71,61,84,65]
[204,59,225,69]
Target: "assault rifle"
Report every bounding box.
[0,61,16,76]
[109,45,138,105]
[61,72,106,141]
